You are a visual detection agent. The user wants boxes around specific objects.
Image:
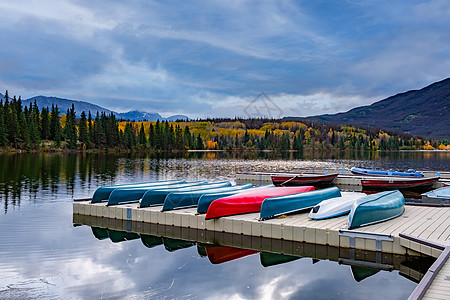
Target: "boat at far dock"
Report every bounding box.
[351,167,424,177]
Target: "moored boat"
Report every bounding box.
[205,186,315,219]
[139,181,232,208]
[107,181,207,205]
[360,176,439,190]
[422,186,450,204]
[309,192,367,220]
[351,167,424,177]
[162,183,253,211]
[348,190,405,229]
[271,173,338,186]
[196,184,275,214]
[259,187,341,220]
[91,179,186,203]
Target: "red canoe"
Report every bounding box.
[271,173,338,186]
[361,176,439,190]
[205,186,315,219]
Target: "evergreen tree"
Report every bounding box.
[50,104,61,147]
[138,123,147,148]
[63,104,77,149]
[78,111,89,148]
[40,107,50,140]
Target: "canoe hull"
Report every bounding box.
[348,190,405,229]
[260,187,341,220]
[309,192,367,220]
[197,184,275,214]
[162,183,253,211]
[107,181,207,206]
[271,173,338,186]
[91,179,186,203]
[205,186,315,219]
[139,181,231,208]
[361,176,439,190]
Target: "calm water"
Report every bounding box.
[1,151,449,299]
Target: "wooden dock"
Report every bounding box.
[74,197,450,299]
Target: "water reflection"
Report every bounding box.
[75,214,435,288]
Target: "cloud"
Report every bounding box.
[0,0,449,117]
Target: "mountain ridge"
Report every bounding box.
[299,77,450,139]
[0,93,189,122]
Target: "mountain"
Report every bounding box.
[0,94,189,122]
[303,78,450,139]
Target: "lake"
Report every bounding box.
[1,151,448,299]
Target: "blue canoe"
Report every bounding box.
[197,184,275,214]
[422,186,450,204]
[350,167,423,177]
[107,181,207,205]
[139,181,232,208]
[91,179,186,203]
[260,187,342,220]
[348,190,405,229]
[162,183,253,211]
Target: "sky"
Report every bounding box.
[0,0,449,118]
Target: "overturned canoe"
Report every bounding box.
[107,181,207,206]
[91,179,186,203]
[140,181,232,208]
[422,186,450,202]
[197,184,275,214]
[309,192,367,220]
[361,176,439,190]
[260,187,341,220]
[271,173,338,186]
[348,190,405,230]
[205,186,315,219]
[162,183,253,211]
[351,167,423,177]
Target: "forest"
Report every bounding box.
[1,91,449,152]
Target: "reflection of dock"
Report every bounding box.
[73,214,433,283]
[73,180,450,299]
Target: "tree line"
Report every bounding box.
[1,91,448,152]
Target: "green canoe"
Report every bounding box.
[91,179,186,203]
[348,190,405,229]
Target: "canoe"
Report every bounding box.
[140,181,232,208]
[107,181,207,205]
[162,183,253,211]
[271,173,338,186]
[91,179,186,203]
[351,167,424,177]
[361,176,439,190]
[197,184,275,214]
[205,186,315,219]
[309,192,367,220]
[205,245,258,264]
[348,190,405,229]
[422,186,450,204]
[260,187,341,220]
[422,186,450,201]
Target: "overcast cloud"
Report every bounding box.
[0,0,449,118]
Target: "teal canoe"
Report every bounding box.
[162,183,253,211]
[107,181,207,206]
[260,187,342,220]
[91,179,186,203]
[196,184,275,214]
[139,181,232,208]
[348,190,405,229]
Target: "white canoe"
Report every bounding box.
[309,192,367,220]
